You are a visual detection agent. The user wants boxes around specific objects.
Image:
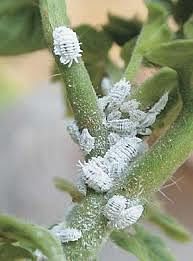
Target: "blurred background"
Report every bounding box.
[0,0,193,260]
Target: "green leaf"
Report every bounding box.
[147,207,192,242]
[103,13,142,46]
[121,37,137,64]
[0,5,45,55]
[173,0,193,25]
[124,2,172,80]
[144,39,193,68]
[0,215,65,261]
[0,0,38,15]
[0,243,34,261]
[75,25,112,94]
[139,3,172,52]
[131,67,179,109]
[184,16,193,39]
[145,0,173,12]
[111,226,175,261]
[54,177,84,202]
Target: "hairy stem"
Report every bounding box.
[39,0,108,157]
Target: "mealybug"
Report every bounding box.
[53,26,82,67]
[78,160,113,192]
[51,225,82,243]
[79,128,95,155]
[103,195,144,229]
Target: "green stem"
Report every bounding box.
[39,0,108,157]
[123,36,143,81]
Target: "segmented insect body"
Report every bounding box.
[103,195,127,221]
[66,121,80,144]
[107,78,131,112]
[79,128,95,155]
[106,119,137,135]
[111,204,144,229]
[108,132,121,146]
[138,92,169,129]
[79,159,113,192]
[53,26,82,67]
[51,226,82,243]
[107,110,122,121]
[120,99,140,113]
[103,195,144,229]
[104,137,143,178]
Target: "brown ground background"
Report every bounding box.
[0,1,193,260]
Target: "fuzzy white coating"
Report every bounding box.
[79,128,95,155]
[78,159,113,192]
[103,195,127,221]
[106,118,137,135]
[104,137,143,178]
[66,120,80,144]
[53,26,82,67]
[107,78,131,112]
[51,225,82,243]
[103,195,144,229]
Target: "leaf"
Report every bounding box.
[139,3,172,52]
[145,0,173,12]
[131,67,179,109]
[144,39,193,68]
[0,243,34,261]
[75,25,112,93]
[103,14,142,46]
[184,16,193,39]
[0,0,38,15]
[0,4,45,55]
[147,207,192,242]
[0,215,65,261]
[121,37,137,64]
[54,177,84,202]
[173,0,193,25]
[111,226,175,261]
[124,2,172,80]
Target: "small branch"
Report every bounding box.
[39,0,108,157]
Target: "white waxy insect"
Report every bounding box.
[111,204,144,229]
[53,26,82,67]
[78,159,113,192]
[120,99,140,113]
[98,96,110,113]
[106,119,137,135]
[103,195,144,229]
[108,132,121,146]
[138,92,169,129]
[104,137,143,178]
[67,120,80,144]
[103,195,127,221]
[101,77,113,96]
[107,110,122,121]
[107,78,131,112]
[79,128,95,155]
[51,225,82,243]
[120,99,146,122]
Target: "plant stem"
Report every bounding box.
[39,0,108,157]
[39,1,193,260]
